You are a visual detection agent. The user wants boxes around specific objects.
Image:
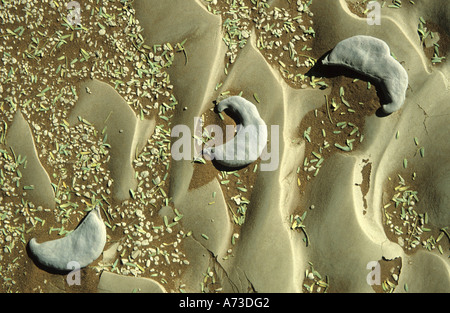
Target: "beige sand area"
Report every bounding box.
[131,0,450,292]
[0,0,449,293]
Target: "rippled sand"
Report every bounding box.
[132,0,449,292]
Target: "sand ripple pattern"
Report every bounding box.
[132,0,450,292]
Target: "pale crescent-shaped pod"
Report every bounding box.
[322,35,408,114]
[203,96,268,168]
[28,206,106,272]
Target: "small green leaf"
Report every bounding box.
[419,147,425,158]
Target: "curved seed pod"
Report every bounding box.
[322,35,408,114]
[203,96,268,168]
[28,206,106,272]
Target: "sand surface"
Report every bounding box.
[0,0,449,293]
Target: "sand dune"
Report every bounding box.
[67,79,156,202]
[6,110,55,210]
[148,0,450,292]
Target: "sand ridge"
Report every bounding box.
[138,0,450,292]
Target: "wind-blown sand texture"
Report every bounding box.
[0,0,449,293]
